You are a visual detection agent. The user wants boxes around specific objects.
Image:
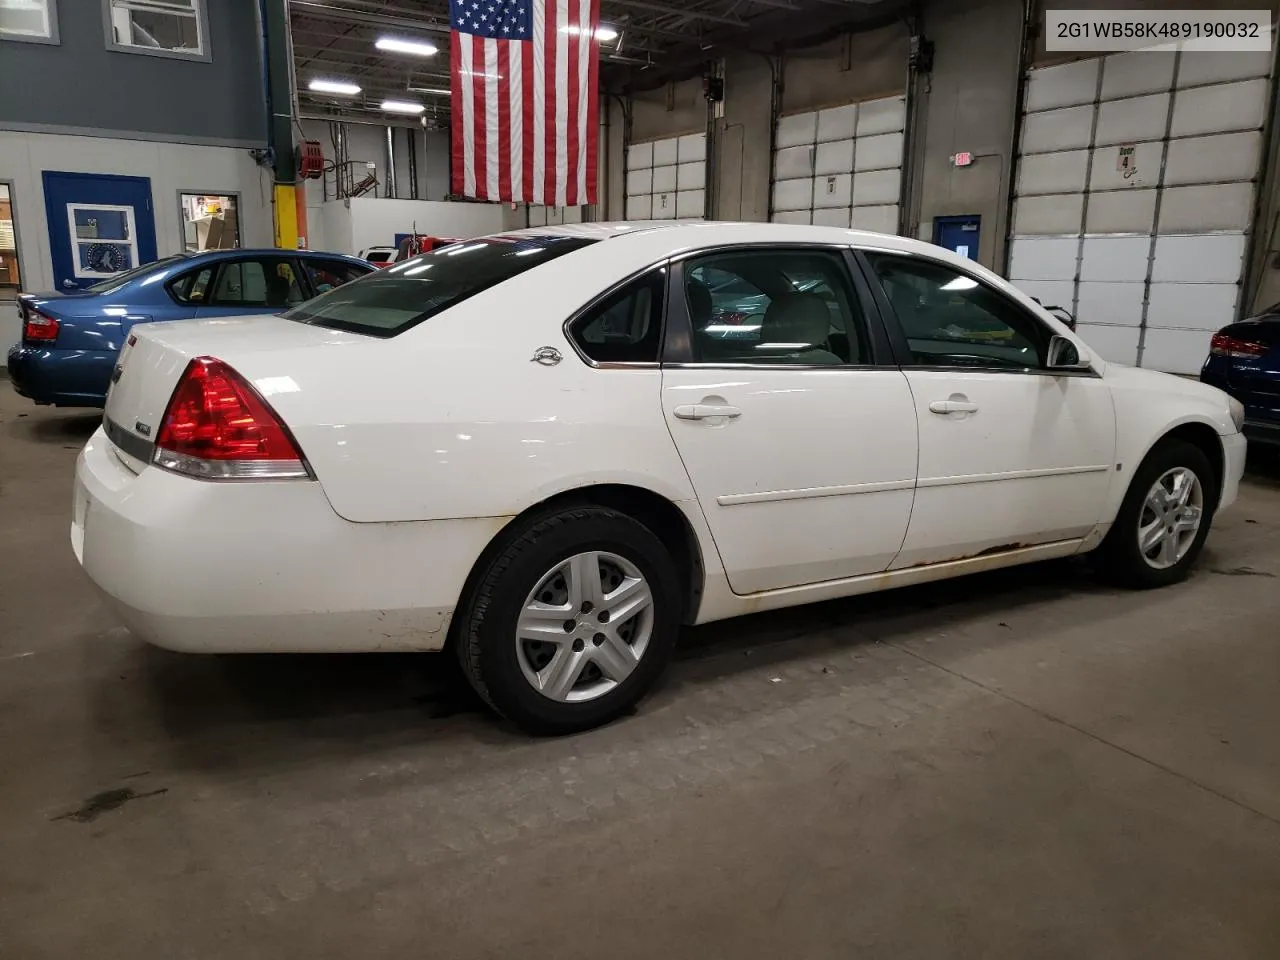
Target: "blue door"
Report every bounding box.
[933,215,981,261]
[42,171,157,292]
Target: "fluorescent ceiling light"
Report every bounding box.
[408,86,452,96]
[381,99,426,114]
[375,36,439,56]
[308,78,361,95]
[560,24,618,41]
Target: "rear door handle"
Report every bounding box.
[928,399,979,415]
[674,403,742,420]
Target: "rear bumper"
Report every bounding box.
[1243,418,1280,448]
[73,427,508,653]
[7,344,112,407]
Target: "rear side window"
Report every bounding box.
[286,235,597,337]
[568,269,666,364]
[168,267,214,304]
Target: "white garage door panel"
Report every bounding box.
[814,140,854,175]
[772,209,811,225]
[812,174,853,208]
[677,133,706,163]
[677,162,705,190]
[1151,233,1246,283]
[1011,279,1075,309]
[776,112,817,148]
[1077,281,1145,326]
[849,205,898,234]
[652,138,679,166]
[1080,236,1150,281]
[651,165,677,192]
[627,142,653,169]
[1140,328,1213,375]
[1014,194,1084,235]
[856,97,906,136]
[852,168,900,206]
[812,206,851,228]
[1018,150,1089,195]
[855,132,904,171]
[626,168,652,196]
[1088,141,1161,190]
[772,178,813,212]
[775,145,813,180]
[1085,189,1156,234]
[1021,105,1094,154]
[626,195,652,220]
[1178,50,1272,87]
[1094,93,1170,146]
[1076,323,1141,364]
[1159,183,1253,232]
[1008,237,1080,281]
[1025,59,1099,111]
[817,104,857,142]
[1101,51,1176,99]
[675,189,704,218]
[1146,282,1238,330]
[652,192,677,217]
[1164,132,1261,186]
[1170,79,1268,136]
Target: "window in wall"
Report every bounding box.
[865,253,1050,370]
[568,269,666,364]
[683,250,869,365]
[180,193,239,252]
[106,0,206,58]
[0,0,58,42]
[209,258,304,309]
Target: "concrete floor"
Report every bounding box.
[2,388,1279,959]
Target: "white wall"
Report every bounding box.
[0,130,273,345]
[315,196,511,255]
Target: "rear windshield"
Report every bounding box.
[84,255,188,294]
[285,235,597,337]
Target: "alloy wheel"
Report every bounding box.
[1137,467,1204,570]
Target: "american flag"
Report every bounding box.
[449,0,600,206]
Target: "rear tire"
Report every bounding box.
[455,505,681,735]
[1092,438,1217,589]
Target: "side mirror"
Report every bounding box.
[1047,334,1091,371]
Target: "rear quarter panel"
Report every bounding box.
[232,246,699,523]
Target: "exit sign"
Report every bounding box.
[952,151,973,167]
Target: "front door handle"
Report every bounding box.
[928,399,979,415]
[674,403,742,421]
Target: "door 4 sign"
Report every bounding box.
[1117,144,1138,179]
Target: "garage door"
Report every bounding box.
[1008,49,1273,374]
[768,95,906,234]
[625,132,706,220]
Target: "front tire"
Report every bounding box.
[1093,438,1217,588]
[456,505,682,734]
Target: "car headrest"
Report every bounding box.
[686,280,713,326]
[761,292,830,348]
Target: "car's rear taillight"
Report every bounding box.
[22,310,59,343]
[153,356,311,480]
[1210,333,1268,359]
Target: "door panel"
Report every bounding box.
[663,368,919,594]
[42,172,157,291]
[892,370,1116,568]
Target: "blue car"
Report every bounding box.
[1201,305,1280,448]
[7,248,373,408]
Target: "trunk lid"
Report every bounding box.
[103,315,372,468]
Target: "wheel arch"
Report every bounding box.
[450,484,708,651]
[1141,418,1226,504]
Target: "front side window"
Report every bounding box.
[0,0,57,41]
[106,0,206,58]
[301,258,371,295]
[682,249,870,365]
[286,235,597,338]
[209,258,303,309]
[865,253,1050,370]
[568,269,666,364]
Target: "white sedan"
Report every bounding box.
[74,222,1248,733]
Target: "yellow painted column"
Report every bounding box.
[273,183,298,251]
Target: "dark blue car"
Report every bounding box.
[1201,305,1280,448]
[7,248,373,408]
